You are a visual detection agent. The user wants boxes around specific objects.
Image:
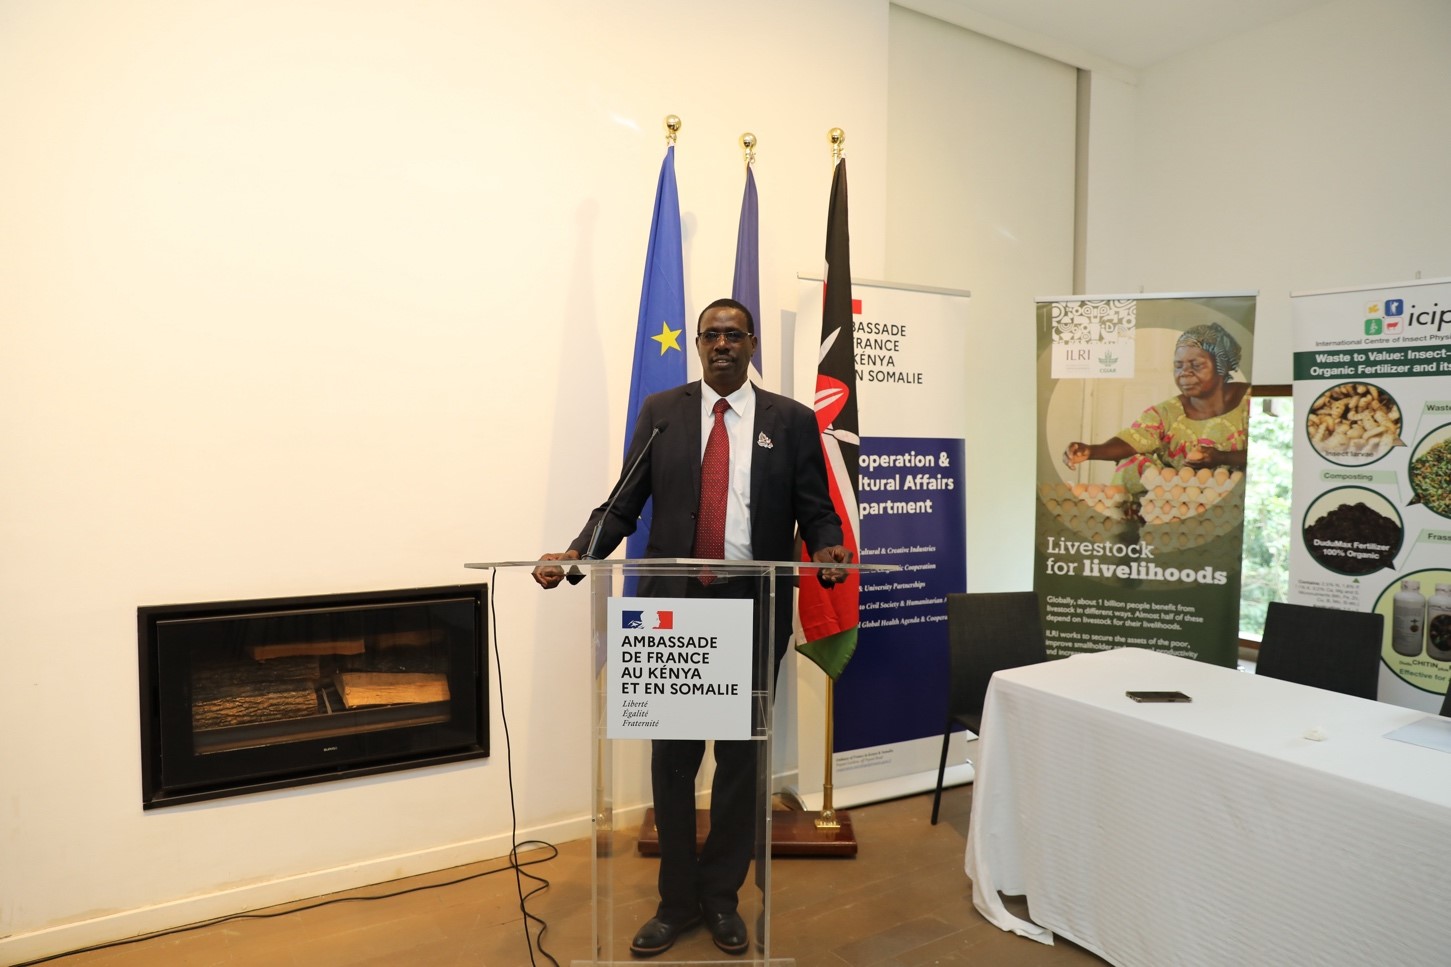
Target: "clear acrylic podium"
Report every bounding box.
[465,557,886,967]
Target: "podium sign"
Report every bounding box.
[607,597,753,740]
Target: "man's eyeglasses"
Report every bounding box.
[696,329,751,345]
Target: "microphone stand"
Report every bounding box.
[567,421,667,584]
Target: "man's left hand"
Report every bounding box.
[812,546,852,587]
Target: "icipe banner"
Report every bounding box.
[606,597,753,739]
[1290,276,1451,711]
[1036,292,1257,667]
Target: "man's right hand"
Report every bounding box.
[532,549,581,589]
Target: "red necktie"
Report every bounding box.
[694,398,730,583]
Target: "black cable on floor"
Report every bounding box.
[490,567,559,967]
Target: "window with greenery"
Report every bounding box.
[1241,394,1294,637]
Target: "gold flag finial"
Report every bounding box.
[829,127,845,162]
[740,132,756,167]
[665,115,681,145]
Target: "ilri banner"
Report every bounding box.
[794,278,969,805]
[1035,292,1257,668]
[1290,276,1451,711]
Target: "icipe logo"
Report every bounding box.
[1369,294,1451,334]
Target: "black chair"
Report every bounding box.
[1255,601,1383,700]
[931,591,1047,824]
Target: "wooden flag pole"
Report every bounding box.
[787,125,854,847]
[814,126,847,834]
[816,679,840,828]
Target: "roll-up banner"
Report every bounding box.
[791,278,970,808]
[1289,276,1451,711]
[1035,293,1257,667]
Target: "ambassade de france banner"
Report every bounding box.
[793,278,969,806]
[1035,293,1256,667]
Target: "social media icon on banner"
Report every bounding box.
[1386,298,1405,316]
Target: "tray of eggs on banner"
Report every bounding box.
[1134,464,1245,557]
[1040,464,1244,554]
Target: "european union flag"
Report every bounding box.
[624,146,686,567]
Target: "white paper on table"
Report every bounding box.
[1384,716,1451,754]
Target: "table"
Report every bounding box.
[965,647,1451,967]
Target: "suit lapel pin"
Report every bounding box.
[757,432,773,449]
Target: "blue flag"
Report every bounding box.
[731,165,761,376]
[624,146,686,565]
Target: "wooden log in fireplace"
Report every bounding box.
[191,656,321,729]
[336,672,450,708]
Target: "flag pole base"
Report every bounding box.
[635,807,857,857]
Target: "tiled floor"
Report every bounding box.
[30,781,1109,966]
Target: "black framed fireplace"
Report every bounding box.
[139,584,488,808]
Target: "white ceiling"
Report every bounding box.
[913,0,1339,71]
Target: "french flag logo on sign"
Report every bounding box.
[620,610,673,630]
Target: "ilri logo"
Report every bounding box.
[621,610,674,630]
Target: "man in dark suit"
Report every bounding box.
[535,297,848,957]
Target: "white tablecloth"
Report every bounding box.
[965,646,1451,967]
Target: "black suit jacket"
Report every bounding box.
[570,382,842,653]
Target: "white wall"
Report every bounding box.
[1083,0,1451,383]
[1080,71,1140,293]
[0,0,888,958]
[885,5,1077,593]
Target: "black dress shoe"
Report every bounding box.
[630,915,700,958]
[703,910,749,956]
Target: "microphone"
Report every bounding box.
[566,419,669,584]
